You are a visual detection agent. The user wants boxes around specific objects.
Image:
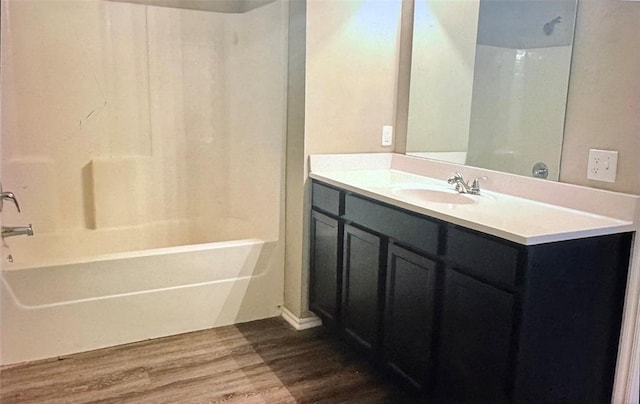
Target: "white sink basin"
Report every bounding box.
[392,186,476,205]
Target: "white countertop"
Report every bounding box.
[310,160,637,245]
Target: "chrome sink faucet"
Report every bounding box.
[447,172,487,195]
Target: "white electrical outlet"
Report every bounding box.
[382,125,393,146]
[587,149,618,183]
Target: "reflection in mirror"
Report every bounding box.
[406,0,578,181]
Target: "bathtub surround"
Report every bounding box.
[1,0,288,366]
[1,0,287,268]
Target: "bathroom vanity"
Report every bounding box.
[308,154,637,402]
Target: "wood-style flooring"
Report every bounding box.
[0,317,415,403]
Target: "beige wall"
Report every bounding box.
[561,0,640,195]
[305,0,402,155]
[284,0,308,318]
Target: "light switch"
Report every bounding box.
[382,125,393,146]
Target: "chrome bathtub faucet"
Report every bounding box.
[2,224,34,239]
[447,172,487,195]
[0,183,35,240]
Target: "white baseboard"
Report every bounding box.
[280,306,322,330]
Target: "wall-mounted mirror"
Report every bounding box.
[405,0,578,181]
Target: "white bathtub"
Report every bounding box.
[0,239,283,365]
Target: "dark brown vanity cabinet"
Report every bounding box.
[436,268,515,401]
[384,243,438,390]
[341,224,381,358]
[436,226,520,400]
[309,210,341,328]
[309,179,632,402]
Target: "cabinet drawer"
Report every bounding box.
[445,226,519,287]
[344,194,440,255]
[312,182,341,215]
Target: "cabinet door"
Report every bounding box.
[436,269,515,401]
[384,243,437,391]
[342,224,381,358]
[309,210,341,327]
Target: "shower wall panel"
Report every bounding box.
[225,1,287,243]
[146,6,230,243]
